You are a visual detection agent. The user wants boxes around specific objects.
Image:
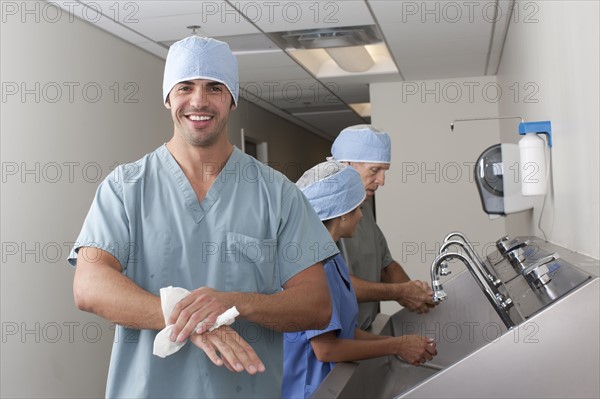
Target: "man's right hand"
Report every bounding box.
[394,281,438,314]
[168,287,232,342]
[190,325,265,375]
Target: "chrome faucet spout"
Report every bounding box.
[431,250,515,328]
[442,233,501,287]
[430,251,465,302]
[442,232,485,265]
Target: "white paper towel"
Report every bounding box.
[153,286,239,358]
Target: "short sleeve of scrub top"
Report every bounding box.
[282,254,358,399]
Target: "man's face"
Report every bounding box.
[349,162,390,196]
[166,79,235,147]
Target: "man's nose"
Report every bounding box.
[189,88,208,107]
[375,171,386,186]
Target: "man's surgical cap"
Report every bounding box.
[331,125,391,164]
[163,36,239,106]
[297,161,366,221]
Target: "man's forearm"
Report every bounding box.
[73,247,164,330]
[350,275,398,303]
[381,260,410,284]
[218,264,332,332]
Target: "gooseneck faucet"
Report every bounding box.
[430,251,515,328]
[442,232,501,287]
[440,240,501,288]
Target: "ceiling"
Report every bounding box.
[52,0,514,141]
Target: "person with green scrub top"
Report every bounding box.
[329,125,438,331]
[68,36,338,399]
[282,161,438,399]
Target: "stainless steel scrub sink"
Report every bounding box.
[390,268,506,368]
[312,235,599,399]
[313,352,439,399]
[312,269,503,398]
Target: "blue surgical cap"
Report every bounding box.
[163,36,239,106]
[297,161,366,221]
[331,125,391,164]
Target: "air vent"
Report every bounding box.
[270,25,382,50]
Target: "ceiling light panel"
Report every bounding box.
[242,78,345,111]
[271,25,382,50]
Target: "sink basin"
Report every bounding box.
[312,268,599,398]
[313,269,506,398]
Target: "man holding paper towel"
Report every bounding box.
[68,36,337,398]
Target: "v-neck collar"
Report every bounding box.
[158,144,241,224]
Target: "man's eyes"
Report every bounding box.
[176,85,223,92]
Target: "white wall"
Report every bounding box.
[497,0,599,259]
[0,2,330,397]
[371,76,506,315]
[1,5,171,398]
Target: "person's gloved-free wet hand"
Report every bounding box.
[190,325,266,375]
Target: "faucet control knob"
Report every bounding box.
[497,237,530,256]
[522,253,559,288]
[507,247,526,265]
[496,236,511,253]
[439,261,452,276]
[495,293,514,309]
[526,264,552,287]
[491,276,502,287]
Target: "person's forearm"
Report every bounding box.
[217,264,332,332]
[353,328,389,341]
[350,275,398,302]
[381,260,410,284]
[73,248,164,330]
[311,335,397,363]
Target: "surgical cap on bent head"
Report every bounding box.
[162,36,239,106]
[297,161,366,221]
[330,124,391,164]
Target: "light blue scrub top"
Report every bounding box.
[282,254,358,399]
[69,145,338,399]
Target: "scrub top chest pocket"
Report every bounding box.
[225,232,279,294]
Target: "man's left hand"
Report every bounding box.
[190,325,265,375]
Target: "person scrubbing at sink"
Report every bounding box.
[282,161,438,399]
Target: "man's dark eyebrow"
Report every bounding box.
[175,81,224,87]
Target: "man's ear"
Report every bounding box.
[165,96,171,109]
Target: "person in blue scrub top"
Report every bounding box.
[330,125,438,331]
[68,36,338,399]
[282,161,438,399]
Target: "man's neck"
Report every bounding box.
[166,136,234,201]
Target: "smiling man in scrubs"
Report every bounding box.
[69,36,337,398]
